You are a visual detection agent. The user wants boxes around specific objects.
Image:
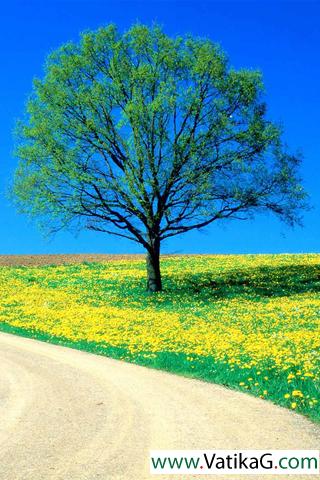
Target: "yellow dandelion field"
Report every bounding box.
[0,254,319,420]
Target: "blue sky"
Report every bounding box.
[1,0,319,255]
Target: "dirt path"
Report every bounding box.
[0,332,318,479]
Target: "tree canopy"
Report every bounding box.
[13,24,307,291]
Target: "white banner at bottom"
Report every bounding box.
[150,450,320,475]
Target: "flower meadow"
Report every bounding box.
[0,254,319,421]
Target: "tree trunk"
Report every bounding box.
[146,240,162,292]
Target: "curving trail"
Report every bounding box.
[0,332,318,480]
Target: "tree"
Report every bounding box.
[13,24,307,292]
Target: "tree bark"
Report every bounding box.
[146,239,162,292]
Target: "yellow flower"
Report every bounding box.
[292,390,304,398]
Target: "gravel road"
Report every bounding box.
[0,332,319,479]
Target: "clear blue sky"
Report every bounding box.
[1,0,319,255]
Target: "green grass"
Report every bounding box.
[0,254,319,422]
